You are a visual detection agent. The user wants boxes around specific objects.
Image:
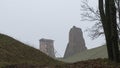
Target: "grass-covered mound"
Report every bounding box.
[0,34,62,67]
[60,45,108,63]
[59,58,120,68]
[0,34,120,68]
[5,59,120,68]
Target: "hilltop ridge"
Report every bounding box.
[0,34,61,67]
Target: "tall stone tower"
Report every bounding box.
[40,38,55,58]
[64,26,87,58]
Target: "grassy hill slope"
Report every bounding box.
[59,58,120,68]
[60,45,108,63]
[0,33,120,68]
[0,34,61,67]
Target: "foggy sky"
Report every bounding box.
[0,0,104,57]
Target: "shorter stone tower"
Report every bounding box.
[40,38,55,58]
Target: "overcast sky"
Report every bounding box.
[0,0,105,57]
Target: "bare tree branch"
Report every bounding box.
[81,0,120,39]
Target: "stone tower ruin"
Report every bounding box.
[40,38,55,58]
[64,26,87,58]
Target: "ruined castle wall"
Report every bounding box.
[64,26,87,58]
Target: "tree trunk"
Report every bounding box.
[99,0,114,61]
[118,0,120,24]
[105,0,115,61]
[99,0,120,62]
[110,0,120,62]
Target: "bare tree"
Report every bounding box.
[99,0,119,62]
[81,0,120,39]
[80,0,120,62]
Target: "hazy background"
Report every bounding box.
[0,0,105,57]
